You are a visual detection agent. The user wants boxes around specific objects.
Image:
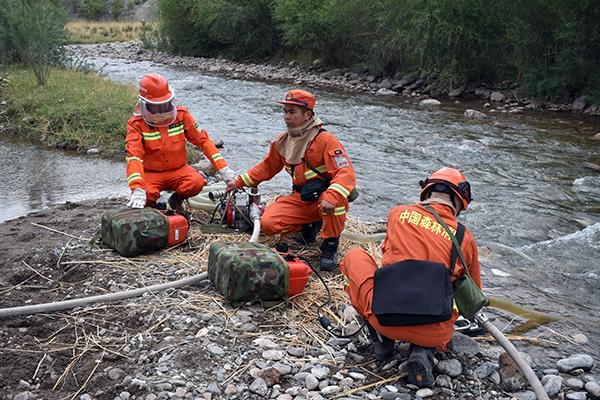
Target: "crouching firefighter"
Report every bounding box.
[340,167,482,388]
[125,73,236,211]
[226,89,357,271]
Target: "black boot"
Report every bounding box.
[319,237,339,271]
[168,192,185,213]
[405,345,435,388]
[365,322,395,361]
[301,220,323,245]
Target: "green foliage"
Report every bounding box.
[157,0,600,102]
[0,0,67,85]
[79,0,105,20]
[110,0,125,19]
[1,67,137,155]
[158,0,280,59]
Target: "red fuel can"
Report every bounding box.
[166,213,189,246]
[288,257,313,297]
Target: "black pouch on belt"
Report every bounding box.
[300,179,331,202]
[372,259,454,326]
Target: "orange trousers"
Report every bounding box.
[340,248,457,350]
[261,191,347,239]
[144,165,207,204]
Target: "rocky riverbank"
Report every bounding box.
[65,41,600,118]
[0,198,598,400]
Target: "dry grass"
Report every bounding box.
[66,20,158,44]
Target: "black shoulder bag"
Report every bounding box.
[301,159,359,202]
[424,205,488,320]
[371,215,464,326]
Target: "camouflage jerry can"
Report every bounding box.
[208,242,290,302]
[101,208,188,257]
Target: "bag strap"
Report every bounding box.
[450,222,465,275]
[423,205,470,278]
[303,158,330,181]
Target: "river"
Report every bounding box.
[1,55,599,354]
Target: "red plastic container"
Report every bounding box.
[288,257,313,297]
[166,214,189,246]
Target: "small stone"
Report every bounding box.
[450,332,479,355]
[249,377,269,397]
[542,375,563,398]
[108,368,125,381]
[320,385,341,395]
[436,359,462,377]
[306,374,319,390]
[287,346,304,357]
[223,384,238,395]
[207,344,225,356]
[311,367,330,379]
[87,148,100,154]
[419,99,441,106]
[80,395,92,400]
[510,390,537,400]
[435,374,453,388]
[416,388,434,398]
[474,361,498,379]
[566,392,588,400]
[263,349,285,361]
[566,378,585,390]
[13,392,34,400]
[206,383,221,394]
[585,381,600,398]
[257,367,281,387]
[557,355,594,373]
[591,133,600,141]
[119,392,131,400]
[175,387,187,398]
[253,337,280,349]
[464,109,487,119]
[349,372,366,380]
[276,395,293,400]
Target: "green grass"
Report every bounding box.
[1,67,137,156]
[66,20,158,44]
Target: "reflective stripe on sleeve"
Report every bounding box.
[330,183,350,198]
[126,157,143,163]
[127,173,142,183]
[304,165,327,180]
[333,206,346,216]
[211,153,224,162]
[240,172,254,186]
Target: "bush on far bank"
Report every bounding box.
[1,67,136,157]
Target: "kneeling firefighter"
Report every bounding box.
[226,89,357,271]
[125,73,236,210]
[340,167,482,388]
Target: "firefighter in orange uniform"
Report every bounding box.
[226,89,357,271]
[340,167,481,388]
[125,73,236,210]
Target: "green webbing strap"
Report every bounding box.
[423,205,471,278]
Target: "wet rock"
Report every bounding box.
[449,87,464,98]
[376,88,397,96]
[436,359,462,377]
[483,102,491,107]
[379,79,393,89]
[249,377,269,397]
[542,374,563,398]
[490,91,505,102]
[566,392,588,400]
[419,99,441,106]
[464,109,487,119]
[557,355,594,373]
[585,381,600,398]
[591,133,600,141]
[416,388,434,398]
[572,96,589,112]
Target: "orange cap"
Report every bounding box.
[277,89,316,111]
[138,73,174,104]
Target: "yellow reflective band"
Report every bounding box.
[167,128,184,137]
[304,165,327,179]
[142,131,161,141]
[127,173,142,183]
[285,166,292,175]
[333,206,346,216]
[241,172,254,187]
[126,157,143,163]
[343,274,350,286]
[330,183,350,198]
[212,153,224,161]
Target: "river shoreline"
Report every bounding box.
[66,41,600,119]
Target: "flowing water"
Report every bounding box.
[2,56,599,351]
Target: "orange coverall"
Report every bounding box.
[125,106,228,204]
[234,130,356,239]
[340,203,482,350]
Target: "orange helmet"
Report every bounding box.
[419,167,472,210]
[137,73,176,126]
